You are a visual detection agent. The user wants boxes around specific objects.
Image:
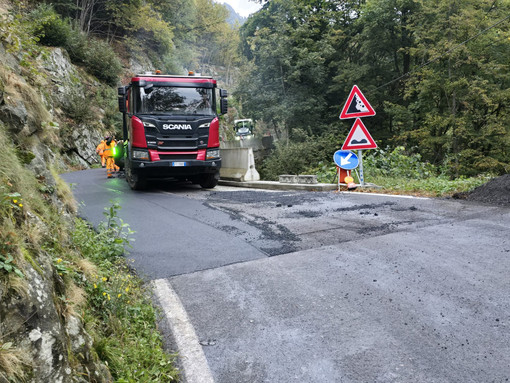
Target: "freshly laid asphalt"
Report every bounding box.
[63,170,267,278]
[63,169,510,383]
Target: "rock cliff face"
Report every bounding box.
[0,45,106,170]
[0,38,112,382]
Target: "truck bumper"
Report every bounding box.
[131,158,221,177]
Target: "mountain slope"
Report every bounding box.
[223,2,246,26]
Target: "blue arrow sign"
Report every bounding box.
[333,150,359,170]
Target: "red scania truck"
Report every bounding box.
[117,72,228,190]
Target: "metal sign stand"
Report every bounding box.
[338,85,376,188]
[357,150,364,186]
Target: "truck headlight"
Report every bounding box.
[206,149,220,160]
[199,122,210,128]
[143,121,156,128]
[132,149,149,160]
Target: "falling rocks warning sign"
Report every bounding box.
[339,85,376,119]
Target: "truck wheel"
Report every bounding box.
[126,167,147,190]
[199,172,219,189]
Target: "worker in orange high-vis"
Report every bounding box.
[103,136,120,178]
[95,138,107,168]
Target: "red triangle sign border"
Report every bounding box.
[341,118,378,150]
[339,85,376,119]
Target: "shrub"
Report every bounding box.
[62,89,92,123]
[364,146,436,179]
[84,38,122,86]
[260,130,338,180]
[29,4,120,85]
[71,203,179,381]
[30,4,71,47]
[64,25,89,64]
[0,6,45,80]
[94,87,123,133]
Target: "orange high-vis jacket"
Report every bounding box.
[103,140,117,158]
[96,140,106,155]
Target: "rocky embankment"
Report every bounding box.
[0,37,112,382]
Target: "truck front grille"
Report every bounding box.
[158,154,197,160]
[162,139,198,148]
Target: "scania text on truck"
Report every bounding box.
[117,72,228,190]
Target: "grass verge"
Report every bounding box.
[70,203,179,382]
[356,174,491,197]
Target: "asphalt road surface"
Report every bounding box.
[63,169,510,383]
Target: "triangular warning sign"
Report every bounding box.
[339,85,376,119]
[341,119,377,150]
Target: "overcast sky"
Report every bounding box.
[214,0,263,18]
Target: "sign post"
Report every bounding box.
[337,85,376,188]
[358,149,364,186]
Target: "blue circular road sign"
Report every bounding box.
[333,150,359,170]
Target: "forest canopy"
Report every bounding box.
[236,0,510,177]
[6,0,510,177]
[29,0,242,77]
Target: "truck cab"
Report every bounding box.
[118,73,228,190]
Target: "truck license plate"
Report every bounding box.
[172,162,187,167]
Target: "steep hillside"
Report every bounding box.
[0,45,110,383]
[0,2,178,381]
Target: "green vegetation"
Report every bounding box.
[1,0,508,379]
[0,118,177,380]
[41,202,179,381]
[304,146,491,197]
[3,0,241,84]
[236,0,510,179]
[364,174,490,197]
[361,147,489,196]
[260,139,491,196]
[28,4,122,85]
[257,129,338,180]
[71,204,179,382]
[27,0,241,76]
[0,340,30,383]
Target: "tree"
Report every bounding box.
[403,0,510,175]
[237,0,338,139]
[237,0,510,176]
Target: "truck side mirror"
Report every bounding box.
[118,87,127,112]
[118,96,126,113]
[220,98,228,115]
[220,89,228,98]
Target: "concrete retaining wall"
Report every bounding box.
[221,138,264,151]
[220,148,260,182]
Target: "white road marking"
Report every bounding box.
[152,278,215,383]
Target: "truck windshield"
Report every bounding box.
[236,122,253,129]
[135,86,215,116]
